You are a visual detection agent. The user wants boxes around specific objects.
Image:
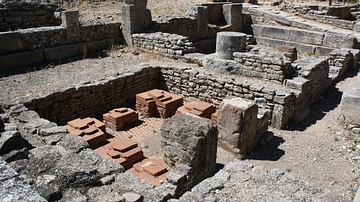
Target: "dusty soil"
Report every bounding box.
[1,0,360,200]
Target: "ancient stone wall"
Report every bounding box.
[132,32,196,57]
[152,17,198,41]
[279,4,357,30]
[233,47,295,82]
[21,67,160,125]
[0,22,123,71]
[0,2,61,32]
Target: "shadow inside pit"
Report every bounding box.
[287,67,359,131]
[246,135,285,161]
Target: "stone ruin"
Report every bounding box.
[1,0,360,201]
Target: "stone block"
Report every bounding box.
[187,6,208,40]
[0,49,44,71]
[18,26,67,50]
[315,46,335,56]
[288,29,324,46]
[203,55,244,74]
[340,88,360,126]
[121,5,152,46]
[217,98,258,159]
[322,32,356,49]
[222,3,242,32]
[200,3,224,24]
[216,31,246,59]
[260,25,290,41]
[43,43,81,62]
[255,36,286,48]
[161,112,217,186]
[285,77,309,91]
[285,41,315,54]
[61,10,79,28]
[0,31,23,55]
[271,103,289,129]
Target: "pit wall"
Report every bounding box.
[132,32,196,58]
[0,2,61,32]
[7,49,352,129]
[18,66,160,125]
[278,4,359,31]
[0,22,123,72]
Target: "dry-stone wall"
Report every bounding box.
[233,46,295,82]
[14,66,160,125]
[132,32,196,57]
[0,2,60,32]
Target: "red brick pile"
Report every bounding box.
[94,139,145,169]
[176,101,216,119]
[136,89,183,118]
[103,108,139,131]
[211,112,218,124]
[65,117,107,148]
[127,156,168,186]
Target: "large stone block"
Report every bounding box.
[255,36,286,48]
[222,3,242,32]
[0,32,23,55]
[18,26,67,50]
[322,32,356,49]
[288,29,324,46]
[0,49,44,71]
[217,98,258,159]
[61,10,79,28]
[161,112,217,186]
[260,25,290,41]
[121,5,152,46]
[340,88,360,126]
[43,43,81,62]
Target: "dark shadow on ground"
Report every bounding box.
[215,163,225,173]
[286,67,359,131]
[246,135,285,161]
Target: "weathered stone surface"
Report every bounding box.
[217,98,258,159]
[176,160,352,202]
[203,54,244,74]
[97,157,125,175]
[0,156,47,202]
[161,112,218,186]
[58,189,87,202]
[0,130,29,162]
[39,126,67,136]
[18,26,67,50]
[56,133,89,153]
[340,88,360,126]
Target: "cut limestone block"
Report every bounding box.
[217,98,258,159]
[340,88,360,126]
